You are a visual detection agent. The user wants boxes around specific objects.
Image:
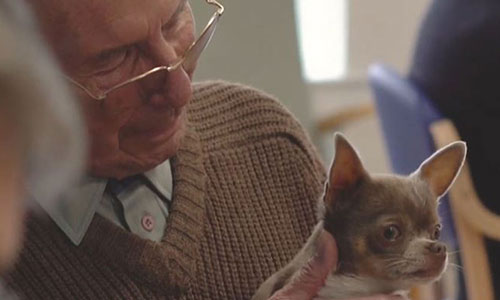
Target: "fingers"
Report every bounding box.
[346,295,407,300]
[269,230,338,300]
[315,295,406,300]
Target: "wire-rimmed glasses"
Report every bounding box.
[66,0,224,101]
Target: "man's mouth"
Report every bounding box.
[123,106,183,134]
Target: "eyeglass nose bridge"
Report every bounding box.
[78,46,191,100]
[103,63,181,96]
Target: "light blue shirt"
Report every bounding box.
[37,160,173,245]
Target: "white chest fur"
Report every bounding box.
[314,274,409,300]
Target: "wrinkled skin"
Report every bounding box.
[28,0,196,179]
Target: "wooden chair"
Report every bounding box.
[315,103,375,134]
[431,120,500,300]
[369,63,500,300]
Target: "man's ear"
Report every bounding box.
[324,133,367,206]
[415,141,467,198]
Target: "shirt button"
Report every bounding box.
[141,214,155,232]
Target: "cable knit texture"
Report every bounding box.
[5,81,326,299]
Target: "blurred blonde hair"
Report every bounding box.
[0,0,86,205]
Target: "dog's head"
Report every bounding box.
[321,134,466,286]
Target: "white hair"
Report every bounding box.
[0,0,86,206]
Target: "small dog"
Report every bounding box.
[253,133,466,300]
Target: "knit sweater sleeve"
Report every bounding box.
[189,80,326,189]
[187,81,328,299]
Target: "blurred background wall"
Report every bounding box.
[191,1,310,130]
[191,0,431,173]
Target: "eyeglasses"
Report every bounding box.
[66,0,224,101]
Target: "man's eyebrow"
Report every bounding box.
[164,0,188,27]
[85,0,188,60]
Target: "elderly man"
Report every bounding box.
[5,0,402,299]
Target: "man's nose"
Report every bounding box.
[426,241,447,255]
[142,41,193,109]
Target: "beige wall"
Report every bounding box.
[347,0,431,78]
[190,1,312,131]
[311,0,431,173]
[191,0,432,172]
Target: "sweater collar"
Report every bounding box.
[79,125,207,296]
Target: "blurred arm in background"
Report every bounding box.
[0,0,85,275]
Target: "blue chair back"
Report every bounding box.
[368,63,457,248]
[368,64,442,174]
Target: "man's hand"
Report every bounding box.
[269,230,406,300]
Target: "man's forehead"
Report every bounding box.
[35,0,182,58]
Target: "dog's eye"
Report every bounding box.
[432,224,442,240]
[383,225,401,241]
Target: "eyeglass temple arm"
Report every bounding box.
[207,0,224,14]
[67,0,225,100]
[105,0,224,96]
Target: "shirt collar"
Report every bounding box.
[144,160,173,200]
[36,160,172,246]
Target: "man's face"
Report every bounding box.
[32,0,196,179]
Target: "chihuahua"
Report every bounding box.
[253,133,466,300]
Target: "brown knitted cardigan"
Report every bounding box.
[5,81,326,299]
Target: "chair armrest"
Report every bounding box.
[430,119,500,240]
[316,103,375,133]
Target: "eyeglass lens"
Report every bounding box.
[72,4,222,100]
[182,12,220,71]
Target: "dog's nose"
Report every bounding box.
[427,242,447,255]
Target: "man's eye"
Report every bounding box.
[383,225,401,241]
[162,0,187,30]
[161,1,189,41]
[94,48,130,73]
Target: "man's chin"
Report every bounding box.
[90,124,186,179]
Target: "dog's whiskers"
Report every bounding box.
[447,262,464,273]
[386,259,408,270]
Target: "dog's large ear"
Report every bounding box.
[324,133,367,206]
[414,141,466,198]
